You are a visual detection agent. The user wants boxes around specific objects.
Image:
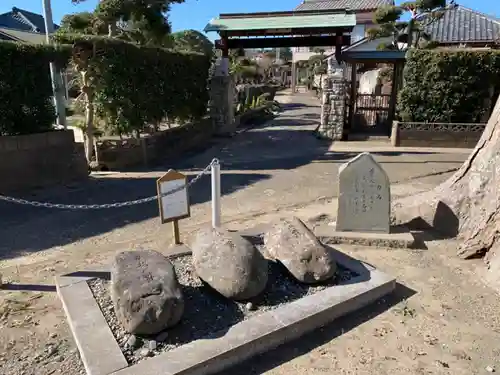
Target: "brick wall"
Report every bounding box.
[391,121,485,148]
[0,130,88,192]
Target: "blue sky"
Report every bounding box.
[1,0,499,39]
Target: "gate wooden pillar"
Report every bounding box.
[345,62,357,137]
[387,61,404,127]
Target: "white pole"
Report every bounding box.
[42,0,67,128]
[211,160,221,228]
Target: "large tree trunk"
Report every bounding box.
[393,95,500,268]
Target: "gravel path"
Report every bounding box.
[88,254,356,365]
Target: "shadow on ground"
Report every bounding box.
[0,123,464,260]
[217,282,417,375]
[0,172,271,260]
[280,103,308,110]
[267,118,319,127]
[0,94,466,260]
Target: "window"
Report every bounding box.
[351,25,366,43]
[293,47,311,53]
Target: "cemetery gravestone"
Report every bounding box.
[336,152,390,233]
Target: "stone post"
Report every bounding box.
[209,57,235,136]
[318,58,346,140]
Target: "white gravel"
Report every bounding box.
[88,254,356,365]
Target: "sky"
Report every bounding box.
[1,0,499,40]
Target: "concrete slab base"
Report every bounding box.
[314,224,416,249]
[56,230,396,375]
[236,223,416,249]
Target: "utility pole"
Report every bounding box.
[42,0,67,128]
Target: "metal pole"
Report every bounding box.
[42,0,67,128]
[211,160,221,228]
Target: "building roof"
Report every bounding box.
[295,0,393,12]
[425,5,500,44]
[0,27,47,43]
[204,11,356,33]
[324,36,406,61]
[0,7,58,34]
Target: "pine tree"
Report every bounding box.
[367,0,456,50]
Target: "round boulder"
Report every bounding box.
[191,227,268,300]
[110,250,184,335]
[264,217,337,283]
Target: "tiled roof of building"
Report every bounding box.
[0,7,58,34]
[295,0,393,12]
[424,5,500,43]
[0,27,47,43]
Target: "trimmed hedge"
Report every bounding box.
[398,49,500,123]
[0,35,211,136]
[0,42,70,136]
[54,35,212,135]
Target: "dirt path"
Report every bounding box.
[224,239,500,375]
[2,92,493,375]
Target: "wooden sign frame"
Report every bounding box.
[156,170,190,223]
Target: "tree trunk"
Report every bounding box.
[81,71,94,163]
[393,94,500,271]
[84,98,94,163]
[93,137,99,164]
[108,23,116,37]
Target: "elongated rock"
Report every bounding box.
[111,250,184,335]
[264,217,337,283]
[191,227,268,300]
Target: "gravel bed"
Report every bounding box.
[88,254,357,364]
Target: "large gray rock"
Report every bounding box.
[191,227,268,300]
[110,250,184,335]
[264,217,337,283]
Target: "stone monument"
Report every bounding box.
[336,152,390,233]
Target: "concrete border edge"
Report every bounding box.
[57,246,395,375]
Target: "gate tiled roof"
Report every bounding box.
[295,0,394,12]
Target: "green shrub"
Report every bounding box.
[236,84,278,109]
[0,41,70,136]
[53,34,211,136]
[398,49,500,123]
[0,35,211,138]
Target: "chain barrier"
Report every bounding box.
[0,159,219,210]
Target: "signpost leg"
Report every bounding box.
[172,220,181,245]
[211,162,221,228]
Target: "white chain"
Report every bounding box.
[0,159,219,210]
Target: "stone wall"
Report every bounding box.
[319,75,346,140]
[391,121,485,148]
[97,117,214,170]
[0,130,88,192]
[209,76,235,135]
[208,57,236,136]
